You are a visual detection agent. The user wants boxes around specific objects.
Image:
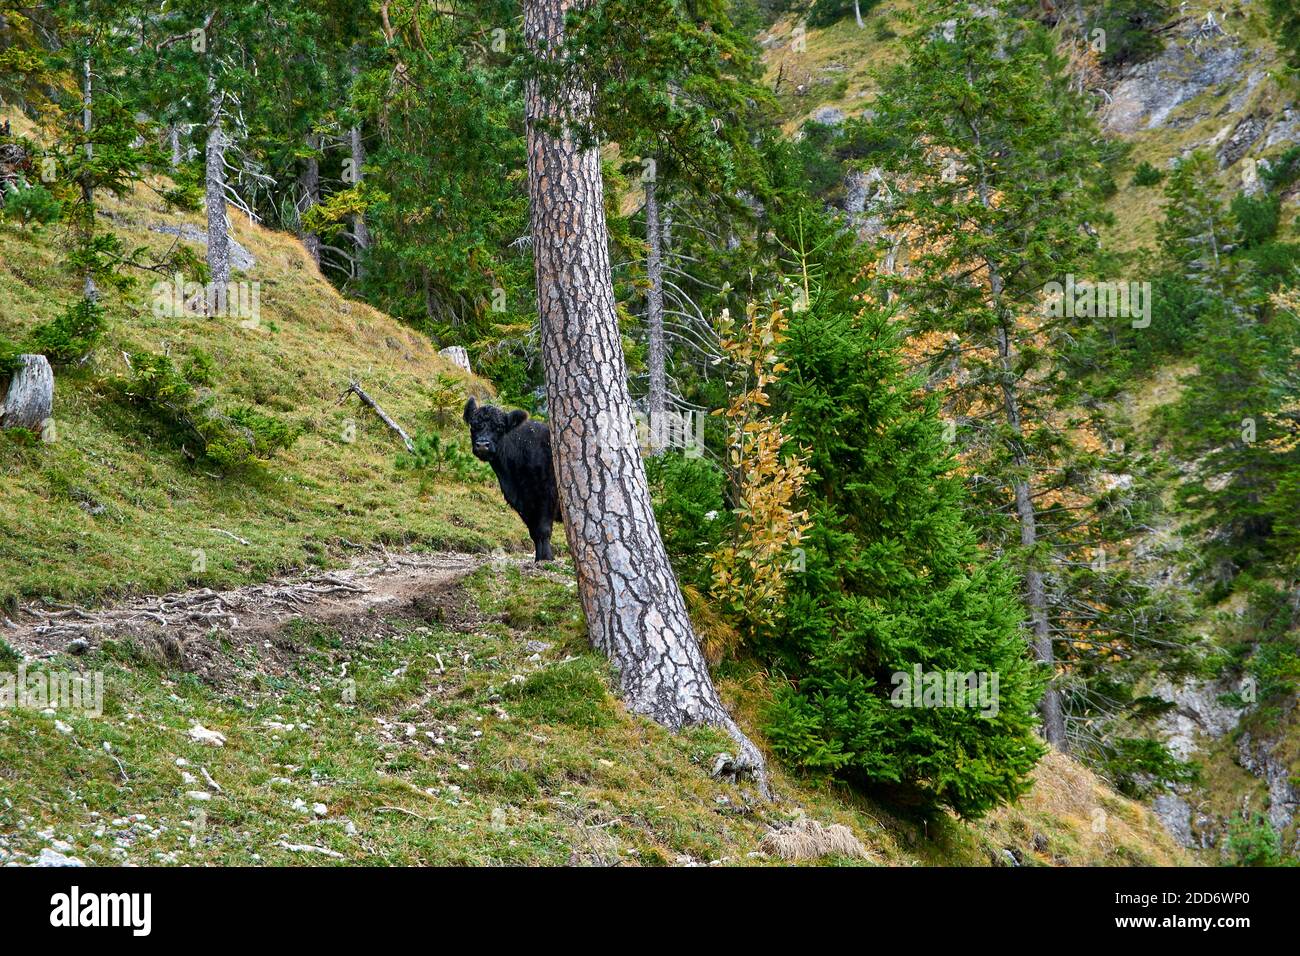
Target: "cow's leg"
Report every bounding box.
[530,515,555,562]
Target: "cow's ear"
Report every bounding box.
[507,409,529,429]
[463,397,478,423]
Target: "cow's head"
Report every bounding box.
[463,397,528,462]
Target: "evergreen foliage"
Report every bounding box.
[1131,160,1164,187]
[117,351,298,470]
[0,181,63,228]
[1086,0,1170,68]
[766,276,1044,819]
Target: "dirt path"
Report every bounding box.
[1,550,502,666]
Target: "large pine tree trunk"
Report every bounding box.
[300,132,321,266]
[1,355,54,431]
[522,0,768,792]
[975,153,1068,750]
[205,83,231,311]
[644,173,667,454]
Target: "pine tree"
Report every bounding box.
[766,229,1044,819]
[521,0,769,791]
[1267,0,1300,74]
[866,0,1112,747]
[1161,153,1300,587]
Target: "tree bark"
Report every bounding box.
[522,0,768,793]
[300,132,321,266]
[205,80,231,311]
[995,313,1067,749]
[644,173,667,454]
[855,0,864,29]
[1,355,54,431]
[81,55,97,303]
[350,123,370,278]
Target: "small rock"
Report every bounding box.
[811,106,845,126]
[35,848,84,867]
[277,842,344,859]
[187,723,226,747]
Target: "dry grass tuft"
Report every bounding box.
[760,816,871,862]
[682,583,740,665]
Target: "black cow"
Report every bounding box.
[463,397,561,561]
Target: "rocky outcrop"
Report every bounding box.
[1148,676,1247,849]
[1151,676,1245,762]
[1264,109,1300,151]
[1103,24,1245,134]
[1151,792,1195,847]
[1149,677,1300,853]
[1216,115,1267,168]
[811,106,845,127]
[149,222,256,273]
[841,166,889,241]
[1237,714,1300,834]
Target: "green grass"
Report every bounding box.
[0,565,1188,866]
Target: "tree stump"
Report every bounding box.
[438,345,472,374]
[0,354,54,431]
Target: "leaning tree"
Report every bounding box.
[520,0,768,791]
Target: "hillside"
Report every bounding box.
[0,105,1189,868]
[762,0,1296,239]
[0,551,1185,867]
[759,0,1300,860]
[0,111,525,607]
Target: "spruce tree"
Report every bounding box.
[1161,152,1300,587]
[766,227,1044,819]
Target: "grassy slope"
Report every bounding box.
[0,111,524,607]
[0,566,1185,866]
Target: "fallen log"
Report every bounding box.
[336,379,415,452]
[0,354,54,432]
